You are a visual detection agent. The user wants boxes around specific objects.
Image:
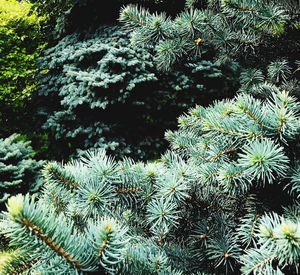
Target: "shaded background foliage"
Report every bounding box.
[36,25,239,160]
[29,0,186,40]
[9,0,224,161]
[0,134,44,210]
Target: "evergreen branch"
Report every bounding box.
[0,249,29,275]
[251,255,273,271]
[222,0,259,14]
[116,187,143,194]
[206,123,253,137]
[212,125,247,136]
[239,68,265,93]
[10,257,40,275]
[179,120,201,129]
[237,210,261,247]
[197,154,209,161]
[120,5,152,29]
[53,172,80,189]
[218,163,249,194]
[240,106,264,126]
[123,11,151,29]
[122,241,169,273]
[238,139,289,185]
[277,98,288,134]
[156,173,190,203]
[285,166,300,199]
[240,246,277,275]
[86,217,129,272]
[208,172,220,178]
[293,67,300,74]
[206,230,241,272]
[45,163,80,189]
[206,22,218,33]
[214,148,237,159]
[267,91,300,140]
[278,116,285,134]
[267,60,292,83]
[293,61,300,74]
[224,172,243,178]
[146,198,180,236]
[250,214,259,240]
[98,224,112,258]
[185,0,198,9]
[257,212,300,267]
[19,218,87,270]
[76,178,117,220]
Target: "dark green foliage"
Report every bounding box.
[37,24,238,160]
[1,91,300,274]
[30,0,186,40]
[0,134,44,208]
[29,0,73,39]
[237,59,300,100]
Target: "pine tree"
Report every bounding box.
[1,90,299,274]
[0,134,44,208]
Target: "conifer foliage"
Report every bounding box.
[119,0,300,72]
[1,91,300,274]
[37,24,237,160]
[0,134,44,208]
[1,1,300,274]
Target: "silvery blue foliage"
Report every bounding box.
[0,134,44,207]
